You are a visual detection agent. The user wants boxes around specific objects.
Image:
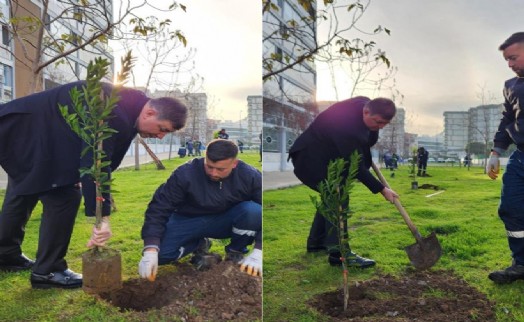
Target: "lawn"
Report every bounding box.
[263,164,524,322]
[0,151,261,321]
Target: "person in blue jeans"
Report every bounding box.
[138,139,262,280]
[487,32,524,284]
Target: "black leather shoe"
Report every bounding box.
[0,253,35,272]
[328,252,376,268]
[489,264,524,284]
[30,269,82,289]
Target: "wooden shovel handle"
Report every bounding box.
[371,162,424,243]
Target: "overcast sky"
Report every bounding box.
[112,0,261,121]
[316,0,523,135]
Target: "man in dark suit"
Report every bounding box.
[289,96,399,267]
[0,81,187,289]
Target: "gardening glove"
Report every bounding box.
[86,216,112,248]
[486,153,500,180]
[139,250,158,282]
[239,248,262,277]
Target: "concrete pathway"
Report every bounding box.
[262,170,302,191]
[0,152,175,190]
[0,155,303,191]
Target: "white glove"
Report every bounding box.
[486,154,500,180]
[239,248,262,277]
[139,250,158,282]
[86,216,112,248]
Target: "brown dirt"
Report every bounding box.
[99,261,261,321]
[418,183,440,190]
[309,270,498,321]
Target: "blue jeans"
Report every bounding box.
[158,201,261,264]
[499,149,524,265]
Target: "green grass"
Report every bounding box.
[263,165,523,322]
[0,151,260,321]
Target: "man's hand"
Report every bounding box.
[380,187,399,204]
[86,216,112,248]
[139,249,158,282]
[486,153,500,180]
[239,248,262,277]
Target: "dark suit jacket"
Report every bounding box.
[0,81,149,215]
[288,96,384,193]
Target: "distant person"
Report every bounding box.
[138,139,262,280]
[417,147,429,177]
[186,139,194,157]
[486,32,524,284]
[238,140,244,153]
[194,139,202,156]
[383,151,393,170]
[288,97,399,268]
[0,81,187,289]
[218,128,229,140]
[463,154,471,167]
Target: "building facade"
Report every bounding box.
[376,107,406,157]
[247,95,263,147]
[443,104,503,159]
[5,0,114,98]
[263,0,317,171]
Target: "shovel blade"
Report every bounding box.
[405,231,442,270]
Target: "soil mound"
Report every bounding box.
[100,261,261,321]
[309,270,497,321]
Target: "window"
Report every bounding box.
[2,24,9,46]
[44,14,51,32]
[3,64,12,87]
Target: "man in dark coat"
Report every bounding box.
[288,96,399,267]
[487,32,524,284]
[417,147,429,177]
[138,139,262,279]
[0,81,187,289]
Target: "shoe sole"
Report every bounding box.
[31,282,82,289]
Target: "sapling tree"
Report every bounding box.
[310,152,360,311]
[59,51,134,238]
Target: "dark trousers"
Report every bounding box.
[307,203,349,252]
[158,201,262,264]
[499,150,524,265]
[0,181,81,274]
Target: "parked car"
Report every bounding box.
[445,158,456,163]
[437,158,445,163]
[428,158,436,162]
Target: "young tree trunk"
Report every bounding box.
[137,136,165,170]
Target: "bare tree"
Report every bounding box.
[5,0,186,94]
[468,83,501,173]
[119,28,204,170]
[263,0,390,81]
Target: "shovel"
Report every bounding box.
[371,162,442,270]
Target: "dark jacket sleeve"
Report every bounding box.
[494,79,524,150]
[141,170,187,247]
[251,169,262,205]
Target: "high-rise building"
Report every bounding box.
[263,0,317,171]
[443,111,469,156]
[247,95,263,147]
[443,104,503,158]
[153,89,208,143]
[377,108,406,157]
[5,0,114,97]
